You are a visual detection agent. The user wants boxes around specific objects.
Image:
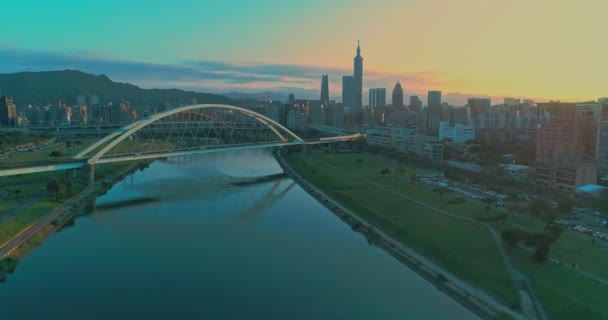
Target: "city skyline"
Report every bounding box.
[1,0,606,103]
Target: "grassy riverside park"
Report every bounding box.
[286,151,608,320]
[286,151,520,306]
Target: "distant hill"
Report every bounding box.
[223,91,288,102]
[0,70,238,107]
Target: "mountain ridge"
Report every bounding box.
[0,70,241,107]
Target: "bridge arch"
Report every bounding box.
[75,104,304,164]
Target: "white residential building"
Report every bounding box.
[439,121,475,143]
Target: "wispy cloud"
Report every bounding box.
[0,46,447,100]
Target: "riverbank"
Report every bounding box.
[276,151,526,320]
[0,161,150,281]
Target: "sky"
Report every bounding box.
[1,0,606,104]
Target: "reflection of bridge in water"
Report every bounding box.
[0,104,362,184]
[236,179,297,221]
[89,174,297,235]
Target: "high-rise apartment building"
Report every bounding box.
[425,91,442,135]
[447,107,468,125]
[392,81,404,108]
[409,96,422,112]
[597,102,608,183]
[467,98,491,118]
[320,75,329,104]
[504,98,521,106]
[535,102,598,191]
[342,76,355,114]
[428,91,442,109]
[0,94,17,127]
[369,88,386,109]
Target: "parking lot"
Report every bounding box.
[416,173,508,205]
[416,173,608,243]
[0,139,60,160]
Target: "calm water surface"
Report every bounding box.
[0,150,479,320]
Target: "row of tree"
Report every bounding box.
[46,178,73,201]
[501,226,562,262]
[501,196,575,263]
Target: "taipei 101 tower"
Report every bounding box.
[354,40,363,113]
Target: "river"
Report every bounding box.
[0,150,479,320]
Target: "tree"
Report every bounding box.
[65,141,72,148]
[380,168,391,176]
[546,224,563,241]
[47,178,64,201]
[410,174,417,185]
[46,178,70,201]
[529,198,549,217]
[49,150,63,159]
[533,242,551,263]
[13,189,22,197]
[355,158,363,166]
[540,211,559,227]
[558,196,575,215]
[501,228,524,248]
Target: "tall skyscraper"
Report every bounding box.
[320,75,329,104]
[369,88,386,109]
[0,94,17,127]
[467,98,491,118]
[409,96,422,112]
[427,91,442,109]
[392,81,404,108]
[353,41,363,112]
[342,76,355,114]
[288,93,295,104]
[426,91,442,135]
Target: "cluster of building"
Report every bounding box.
[2,41,608,194]
[251,42,608,194]
[0,93,17,127]
[25,95,140,126]
[0,93,171,127]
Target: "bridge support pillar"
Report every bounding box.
[302,144,309,154]
[89,163,96,186]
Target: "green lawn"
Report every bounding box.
[0,186,45,212]
[0,181,87,245]
[510,248,608,320]
[287,152,520,305]
[290,150,608,318]
[549,233,608,280]
[0,143,69,163]
[0,138,99,164]
[0,200,58,245]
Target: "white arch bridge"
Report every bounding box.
[0,104,363,183]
